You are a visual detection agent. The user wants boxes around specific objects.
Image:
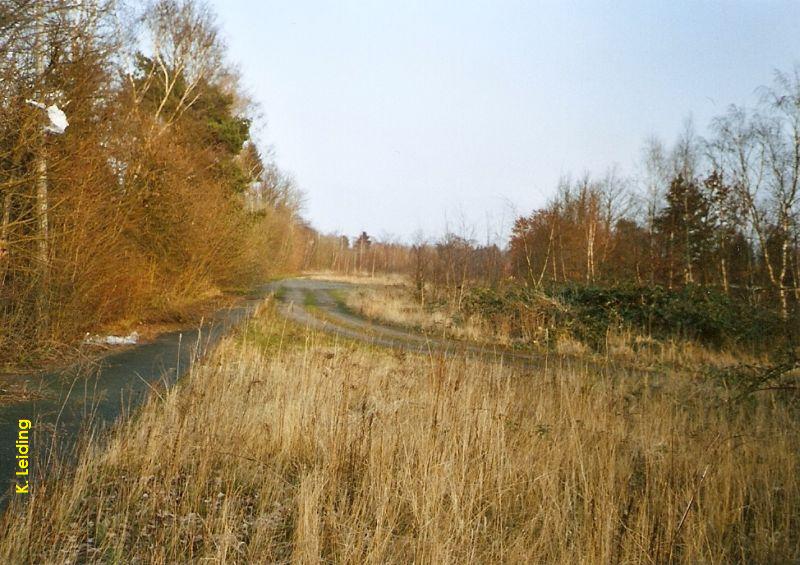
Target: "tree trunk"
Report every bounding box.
[34,3,50,334]
[668,229,675,289]
[720,256,729,295]
[35,152,49,273]
[586,219,596,283]
[536,224,554,289]
[0,190,11,286]
[778,218,791,319]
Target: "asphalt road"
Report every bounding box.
[0,276,611,510]
[270,278,545,367]
[0,287,269,508]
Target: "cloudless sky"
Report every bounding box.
[208,0,800,243]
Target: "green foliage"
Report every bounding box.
[463,283,786,351]
[555,284,782,347]
[132,52,252,191]
[462,285,562,346]
[206,115,250,154]
[462,286,517,318]
[654,175,714,272]
[213,157,252,193]
[191,81,250,154]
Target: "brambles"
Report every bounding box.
[458,283,783,352]
[553,284,783,349]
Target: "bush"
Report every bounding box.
[464,283,786,351]
[555,284,783,348]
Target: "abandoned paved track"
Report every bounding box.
[271,278,546,367]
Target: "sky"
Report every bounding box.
[208,0,800,243]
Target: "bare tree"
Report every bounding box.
[128,0,223,137]
[639,136,670,283]
[709,103,790,317]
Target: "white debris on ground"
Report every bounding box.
[25,99,69,135]
[84,331,139,346]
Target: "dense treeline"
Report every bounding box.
[314,68,800,347]
[0,0,311,362]
[510,69,800,321]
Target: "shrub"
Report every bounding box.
[464,283,786,351]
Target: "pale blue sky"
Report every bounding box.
[209,0,800,242]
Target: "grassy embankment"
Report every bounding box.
[0,295,797,562]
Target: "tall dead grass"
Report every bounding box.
[344,281,764,370]
[344,284,494,344]
[0,301,797,562]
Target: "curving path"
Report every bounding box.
[270,278,546,368]
[0,277,623,508]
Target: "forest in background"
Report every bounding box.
[0,4,797,560]
[3,0,799,365]
[309,67,800,352]
[0,0,314,364]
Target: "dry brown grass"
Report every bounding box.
[603,330,763,369]
[303,271,408,287]
[343,279,764,371]
[0,301,797,563]
[344,283,496,344]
